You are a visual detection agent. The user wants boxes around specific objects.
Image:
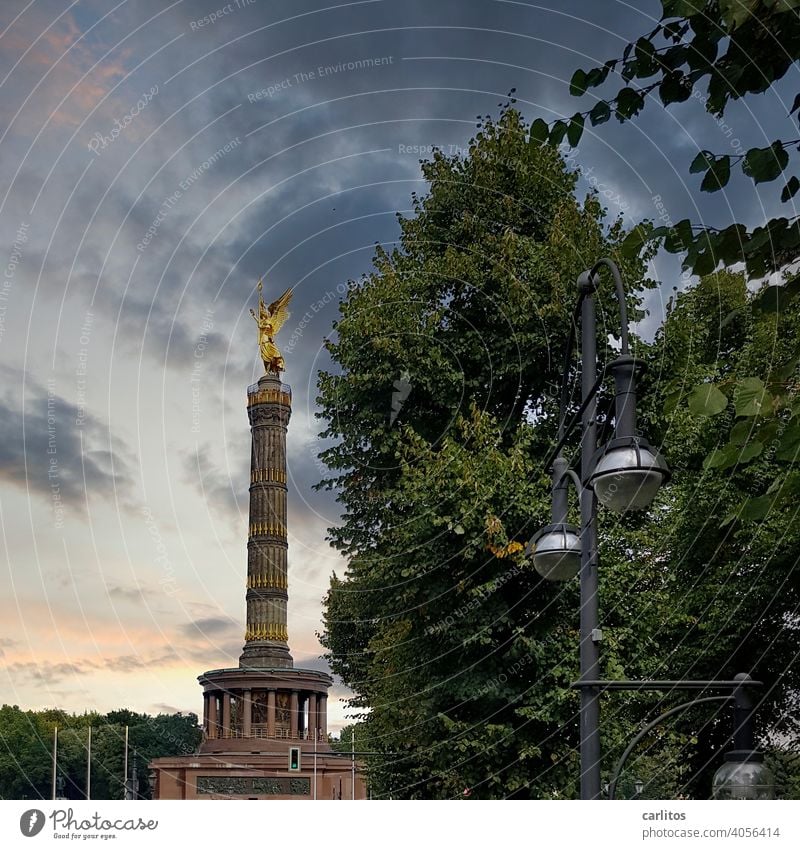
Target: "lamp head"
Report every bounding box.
[526,523,581,581]
[588,436,670,513]
[712,750,775,800]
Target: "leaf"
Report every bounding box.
[634,37,658,77]
[739,495,772,522]
[739,440,764,463]
[659,71,692,105]
[742,142,790,184]
[621,60,639,83]
[781,175,800,202]
[700,155,731,191]
[589,101,611,126]
[720,510,738,527]
[570,69,588,97]
[620,224,650,258]
[549,120,568,145]
[776,426,800,462]
[585,65,611,88]
[734,377,770,417]
[662,0,702,15]
[615,87,645,121]
[704,444,739,470]
[663,20,690,42]
[689,150,715,174]
[686,36,719,70]
[566,113,584,146]
[687,384,728,416]
[660,44,689,70]
[691,248,717,276]
[663,218,693,252]
[714,223,747,265]
[753,285,791,314]
[730,420,754,446]
[790,92,800,116]
[529,118,549,145]
[719,0,759,28]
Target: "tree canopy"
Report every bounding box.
[316,104,800,798]
[0,704,200,800]
[316,107,692,799]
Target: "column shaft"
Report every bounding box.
[222,692,231,738]
[267,689,276,737]
[290,691,299,739]
[319,694,328,739]
[243,690,252,738]
[207,694,218,739]
[308,693,318,741]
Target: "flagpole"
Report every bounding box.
[86,726,92,800]
[51,726,58,800]
[313,733,317,800]
[123,725,129,800]
[351,733,355,800]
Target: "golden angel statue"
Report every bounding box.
[250,279,292,373]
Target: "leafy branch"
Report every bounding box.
[557,1,800,282]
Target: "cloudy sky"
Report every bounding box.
[0,0,793,731]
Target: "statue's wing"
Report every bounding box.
[267,287,293,334]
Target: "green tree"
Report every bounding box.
[630,269,800,796]
[558,4,800,792]
[316,106,673,798]
[0,705,200,800]
[317,104,800,799]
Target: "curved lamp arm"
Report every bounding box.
[550,455,582,523]
[553,258,631,450]
[588,257,630,357]
[607,695,732,800]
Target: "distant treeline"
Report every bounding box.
[0,704,201,800]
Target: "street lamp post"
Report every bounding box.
[528,259,774,800]
[527,258,669,799]
[577,271,601,802]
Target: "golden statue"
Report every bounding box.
[250,279,292,373]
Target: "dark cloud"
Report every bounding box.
[0,637,21,659]
[150,701,192,715]
[293,652,333,676]
[13,661,98,685]
[180,442,248,520]
[105,582,156,603]
[179,616,238,638]
[0,372,134,512]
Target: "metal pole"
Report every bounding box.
[123,725,129,800]
[313,733,318,800]
[732,673,756,750]
[51,726,58,801]
[351,733,355,800]
[579,278,601,800]
[86,726,91,800]
[131,751,139,800]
